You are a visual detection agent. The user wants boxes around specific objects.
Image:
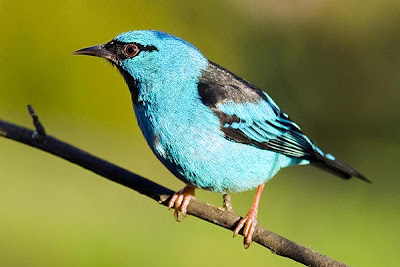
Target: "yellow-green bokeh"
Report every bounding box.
[0,0,399,266]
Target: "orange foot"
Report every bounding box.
[233,183,265,249]
[233,208,258,249]
[168,185,195,221]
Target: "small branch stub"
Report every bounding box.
[222,193,233,211]
[27,105,46,142]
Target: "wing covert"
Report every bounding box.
[198,61,317,159]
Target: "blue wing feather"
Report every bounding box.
[216,92,317,159]
[197,60,320,159]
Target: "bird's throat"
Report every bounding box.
[116,66,140,105]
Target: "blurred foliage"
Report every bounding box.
[0,0,399,266]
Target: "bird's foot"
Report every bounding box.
[233,207,258,249]
[168,185,195,222]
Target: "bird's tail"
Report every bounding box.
[311,152,371,183]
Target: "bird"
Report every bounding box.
[73,30,370,248]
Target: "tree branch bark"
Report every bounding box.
[0,107,348,267]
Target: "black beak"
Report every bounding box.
[73,44,117,63]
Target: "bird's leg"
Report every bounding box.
[233,183,265,249]
[222,193,233,211]
[168,184,196,222]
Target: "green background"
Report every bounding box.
[0,0,399,266]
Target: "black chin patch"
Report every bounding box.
[115,65,140,105]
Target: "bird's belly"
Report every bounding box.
[168,137,295,192]
[134,104,296,193]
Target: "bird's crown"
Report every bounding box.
[114,30,199,53]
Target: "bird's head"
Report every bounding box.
[74,30,208,99]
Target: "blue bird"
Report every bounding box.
[74,30,370,248]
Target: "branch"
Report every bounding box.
[0,107,348,267]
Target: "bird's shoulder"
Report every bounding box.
[197,60,284,127]
[198,61,267,108]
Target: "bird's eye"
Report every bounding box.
[125,44,139,57]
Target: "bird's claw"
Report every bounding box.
[168,185,195,221]
[233,209,258,249]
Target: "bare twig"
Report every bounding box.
[27,104,46,141]
[222,193,233,211]
[0,107,348,267]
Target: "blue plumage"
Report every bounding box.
[74,30,369,248]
